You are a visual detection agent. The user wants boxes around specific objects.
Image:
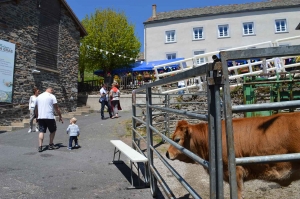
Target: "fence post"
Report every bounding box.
[146,86,157,196]
[207,65,224,199]
[167,94,170,138]
[163,93,170,142]
[131,90,137,149]
[221,54,238,199]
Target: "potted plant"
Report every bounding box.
[137,73,143,81]
[143,71,151,82]
[151,73,156,82]
[143,71,150,78]
[113,75,120,84]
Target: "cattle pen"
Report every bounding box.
[130,45,300,199]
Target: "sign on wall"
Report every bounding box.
[0,40,15,103]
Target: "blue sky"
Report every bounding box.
[66,0,262,52]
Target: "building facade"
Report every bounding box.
[0,0,87,125]
[144,0,300,64]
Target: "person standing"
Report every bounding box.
[274,57,285,73]
[35,87,63,152]
[177,80,185,94]
[212,54,221,63]
[99,83,112,120]
[66,117,80,150]
[109,82,121,118]
[28,87,39,133]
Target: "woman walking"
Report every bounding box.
[109,82,121,118]
[28,87,39,133]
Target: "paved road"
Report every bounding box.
[0,110,165,199]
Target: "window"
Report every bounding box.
[166,53,176,60]
[165,30,176,43]
[243,22,254,35]
[218,25,229,38]
[194,51,205,65]
[36,0,61,71]
[275,19,287,33]
[193,27,203,40]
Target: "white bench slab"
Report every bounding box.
[110,140,148,189]
[110,140,148,163]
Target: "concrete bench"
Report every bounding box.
[110,140,148,189]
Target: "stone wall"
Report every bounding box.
[0,0,80,125]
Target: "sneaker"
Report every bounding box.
[75,145,79,148]
[35,127,39,132]
[38,146,42,152]
[68,147,72,150]
[48,144,59,150]
[28,129,32,133]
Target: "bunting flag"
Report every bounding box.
[83,44,138,61]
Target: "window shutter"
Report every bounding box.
[36,0,61,71]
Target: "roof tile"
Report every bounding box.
[145,0,300,23]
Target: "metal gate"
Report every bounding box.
[131,45,300,199]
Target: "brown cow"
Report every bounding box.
[166,112,300,199]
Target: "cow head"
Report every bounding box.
[166,120,195,163]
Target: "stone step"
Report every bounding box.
[0,126,25,132]
[11,122,29,128]
[76,107,91,111]
[22,119,37,127]
[76,108,92,113]
[73,112,84,116]
[76,105,91,110]
[0,126,12,131]
[61,113,74,118]
[75,110,91,115]
[23,119,30,123]
[11,126,27,131]
[0,106,93,132]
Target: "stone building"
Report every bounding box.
[0,0,87,125]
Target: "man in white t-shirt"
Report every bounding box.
[35,87,63,152]
[99,84,112,120]
[178,80,185,94]
[274,57,285,73]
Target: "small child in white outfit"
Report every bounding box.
[66,117,80,150]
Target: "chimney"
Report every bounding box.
[152,4,157,18]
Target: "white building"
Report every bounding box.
[143,0,300,64]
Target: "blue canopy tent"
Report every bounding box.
[132,58,184,72]
[112,68,133,74]
[93,68,134,76]
[93,69,104,76]
[92,58,186,75]
[93,62,142,76]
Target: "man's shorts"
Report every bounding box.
[38,119,57,133]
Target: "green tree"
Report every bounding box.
[79,8,141,81]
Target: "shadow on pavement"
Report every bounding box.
[113,161,165,198]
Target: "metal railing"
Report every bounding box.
[131,45,300,199]
[151,36,300,94]
[78,80,103,92]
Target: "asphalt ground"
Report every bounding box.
[0,110,166,199]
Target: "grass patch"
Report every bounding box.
[124,119,133,137]
[123,119,166,145]
[78,71,103,81]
